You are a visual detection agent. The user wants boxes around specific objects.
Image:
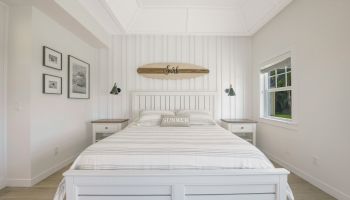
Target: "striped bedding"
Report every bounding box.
[54,123,294,200]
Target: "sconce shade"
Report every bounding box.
[225,84,236,96]
[110,83,121,95]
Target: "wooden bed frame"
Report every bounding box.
[64,91,290,200]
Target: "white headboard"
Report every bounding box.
[131,91,218,120]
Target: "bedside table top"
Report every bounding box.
[221,119,257,123]
[91,119,129,123]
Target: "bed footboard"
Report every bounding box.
[64,168,289,200]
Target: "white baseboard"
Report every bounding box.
[7,154,77,187]
[30,154,77,186]
[6,178,32,187]
[263,150,350,200]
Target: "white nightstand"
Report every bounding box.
[91,119,128,143]
[221,119,257,146]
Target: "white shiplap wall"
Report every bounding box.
[96,35,252,120]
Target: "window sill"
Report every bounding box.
[259,116,298,130]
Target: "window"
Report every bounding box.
[261,57,292,121]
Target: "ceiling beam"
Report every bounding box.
[99,0,127,34]
[1,0,110,48]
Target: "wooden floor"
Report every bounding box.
[0,164,336,200]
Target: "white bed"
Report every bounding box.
[57,91,293,200]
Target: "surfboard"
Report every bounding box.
[137,63,209,80]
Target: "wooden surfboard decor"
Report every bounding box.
[137,63,209,80]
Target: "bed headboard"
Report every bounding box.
[131,91,218,120]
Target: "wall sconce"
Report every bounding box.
[225,84,236,96]
[110,83,121,95]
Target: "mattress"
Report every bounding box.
[74,124,273,170]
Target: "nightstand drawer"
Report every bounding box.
[94,123,120,133]
[229,124,254,133]
[92,119,129,143]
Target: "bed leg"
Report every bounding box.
[65,177,77,200]
[277,175,287,200]
[172,184,185,200]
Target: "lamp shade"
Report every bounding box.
[225,84,236,96]
[110,83,121,95]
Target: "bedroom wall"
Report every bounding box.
[6,5,32,186]
[6,6,98,186]
[96,35,253,120]
[30,7,98,184]
[252,0,350,199]
[0,1,8,189]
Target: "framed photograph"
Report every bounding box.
[68,55,90,99]
[43,74,62,94]
[43,46,62,70]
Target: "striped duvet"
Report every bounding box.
[54,124,294,200]
[75,124,274,170]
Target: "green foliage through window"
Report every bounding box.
[262,58,292,120]
[269,91,292,119]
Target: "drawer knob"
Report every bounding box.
[240,126,244,129]
[105,127,108,130]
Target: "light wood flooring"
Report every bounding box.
[0,163,336,200]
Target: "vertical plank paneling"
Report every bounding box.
[217,37,223,118]
[208,36,217,91]
[221,37,230,118]
[108,36,113,118]
[236,38,244,119]
[97,35,252,119]
[230,38,237,119]
[121,35,127,117]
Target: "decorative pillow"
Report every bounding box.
[176,110,215,125]
[160,115,190,127]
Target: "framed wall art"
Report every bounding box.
[43,74,62,94]
[68,55,90,99]
[43,46,62,70]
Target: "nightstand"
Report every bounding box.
[91,119,128,143]
[221,119,257,146]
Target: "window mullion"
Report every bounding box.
[268,87,292,93]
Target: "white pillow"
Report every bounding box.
[160,115,190,127]
[176,110,216,125]
[137,110,175,126]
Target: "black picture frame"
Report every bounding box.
[43,46,62,70]
[42,74,62,94]
[68,55,90,99]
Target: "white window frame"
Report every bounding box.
[260,52,295,125]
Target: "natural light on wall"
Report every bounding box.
[260,53,292,121]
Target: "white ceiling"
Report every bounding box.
[80,0,293,36]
